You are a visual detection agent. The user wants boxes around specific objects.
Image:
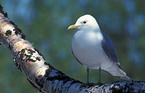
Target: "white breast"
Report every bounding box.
[72,30,108,69]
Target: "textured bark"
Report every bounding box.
[0,5,145,93]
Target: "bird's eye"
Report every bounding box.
[83,21,87,24]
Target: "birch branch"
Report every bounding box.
[0,5,145,93]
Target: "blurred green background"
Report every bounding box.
[0,0,145,93]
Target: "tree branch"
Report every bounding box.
[0,5,145,93]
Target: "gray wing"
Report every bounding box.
[101,31,120,67]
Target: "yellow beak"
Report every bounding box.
[68,25,79,30]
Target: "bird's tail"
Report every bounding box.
[117,68,132,81]
[105,66,132,81]
[102,63,132,81]
[116,68,132,81]
[120,75,132,81]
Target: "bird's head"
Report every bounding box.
[68,14,100,31]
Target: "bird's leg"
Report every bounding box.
[97,67,103,86]
[98,66,101,84]
[87,68,89,84]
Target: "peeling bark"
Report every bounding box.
[0,5,145,93]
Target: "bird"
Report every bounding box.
[68,14,132,83]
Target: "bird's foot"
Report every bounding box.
[97,82,103,86]
[86,82,95,86]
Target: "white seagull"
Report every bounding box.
[68,14,132,83]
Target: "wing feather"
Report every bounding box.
[101,31,120,67]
